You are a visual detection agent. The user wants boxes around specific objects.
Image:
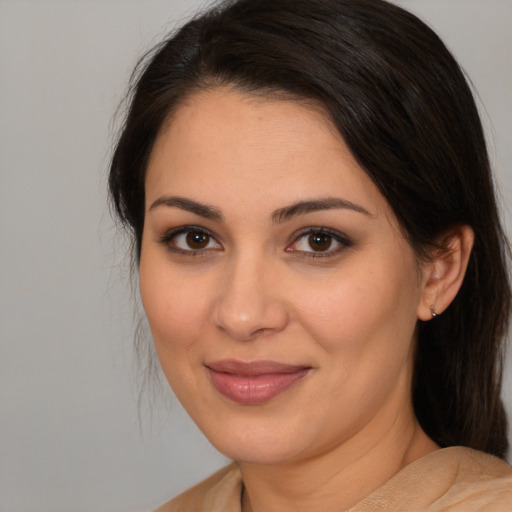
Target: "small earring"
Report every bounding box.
[430,305,438,318]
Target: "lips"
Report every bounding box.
[205,359,311,405]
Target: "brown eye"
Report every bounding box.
[186,231,210,249]
[164,228,222,253]
[286,228,351,257]
[308,233,333,252]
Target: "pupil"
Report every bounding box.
[309,233,331,251]
[186,231,209,249]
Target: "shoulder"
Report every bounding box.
[353,447,512,511]
[153,462,243,512]
[441,447,512,510]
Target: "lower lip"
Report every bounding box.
[207,368,310,405]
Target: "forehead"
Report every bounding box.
[145,87,389,218]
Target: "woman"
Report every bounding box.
[109,0,512,510]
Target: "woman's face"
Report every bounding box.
[140,88,428,465]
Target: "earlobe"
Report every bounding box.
[417,225,475,321]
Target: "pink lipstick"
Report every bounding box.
[205,360,310,405]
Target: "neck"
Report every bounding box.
[240,408,438,512]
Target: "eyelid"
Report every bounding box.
[157,225,351,258]
[158,225,222,255]
[286,227,352,257]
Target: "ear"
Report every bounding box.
[417,225,475,321]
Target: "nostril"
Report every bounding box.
[211,298,289,341]
[250,327,273,338]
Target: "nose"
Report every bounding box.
[211,254,289,341]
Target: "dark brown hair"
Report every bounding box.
[109,0,510,457]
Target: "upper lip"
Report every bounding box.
[205,359,310,376]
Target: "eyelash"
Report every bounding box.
[158,226,221,257]
[158,226,352,258]
[287,227,352,259]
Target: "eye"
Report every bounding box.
[159,227,222,254]
[286,228,351,257]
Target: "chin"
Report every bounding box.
[200,415,312,466]
[217,440,302,466]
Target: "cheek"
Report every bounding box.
[289,255,421,362]
[139,253,212,355]
[139,256,217,404]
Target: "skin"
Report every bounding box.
[140,88,472,512]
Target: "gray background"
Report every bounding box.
[0,1,510,511]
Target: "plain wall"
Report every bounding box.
[0,1,510,511]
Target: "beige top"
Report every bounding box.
[154,447,512,511]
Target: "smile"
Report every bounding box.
[205,360,311,405]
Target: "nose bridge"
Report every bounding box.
[211,248,288,340]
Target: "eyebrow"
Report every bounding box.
[149,196,224,222]
[148,195,372,223]
[271,197,372,224]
